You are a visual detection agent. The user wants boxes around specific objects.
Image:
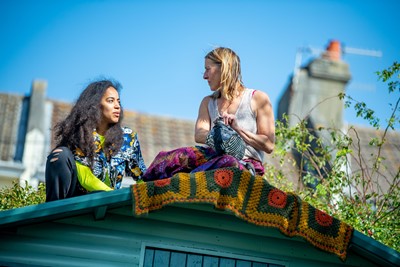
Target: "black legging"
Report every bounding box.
[45,146,81,202]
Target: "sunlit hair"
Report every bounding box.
[205,47,244,100]
[53,79,124,167]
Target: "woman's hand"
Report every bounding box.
[221,112,239,131]
[221,91,275,154]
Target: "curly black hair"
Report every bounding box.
[53,79,124,167]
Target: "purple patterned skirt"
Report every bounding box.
[142,146,264,181]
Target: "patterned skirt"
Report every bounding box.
[142,146,264,181]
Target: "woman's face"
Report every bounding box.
[203,58,221,91]
[100,86,121,125]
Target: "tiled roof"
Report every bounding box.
[49,100,73,152]
[347,125,400,193]
[1,93,398,192]
[122,109,196,165]
[0,94,23,161]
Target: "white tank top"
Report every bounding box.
[208,88,264,162]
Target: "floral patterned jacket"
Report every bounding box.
[74,127,147,191]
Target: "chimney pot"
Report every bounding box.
[324,40,341,61]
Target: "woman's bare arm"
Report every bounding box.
[227,90,275,154]
[194,96,212,144]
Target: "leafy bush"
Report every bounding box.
[265,62,399,251]
[0,180,46,211]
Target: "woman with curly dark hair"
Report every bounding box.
[45,79,146,201]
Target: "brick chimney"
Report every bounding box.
[277,40,352,187]
[278,40,351,130]
[20,80,49,186]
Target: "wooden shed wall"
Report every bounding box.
[0,203,378,267]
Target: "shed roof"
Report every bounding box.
[0,187,398,267]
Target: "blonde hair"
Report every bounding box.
[205,47,244,101]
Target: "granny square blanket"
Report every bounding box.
[132,167,353,260]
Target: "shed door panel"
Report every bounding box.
[143,247,284,267]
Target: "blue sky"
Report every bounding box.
[1,0,399,128]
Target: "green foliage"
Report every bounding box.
[0,180,46,211]
[266,62,399,252]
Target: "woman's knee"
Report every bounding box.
[47,146,73,163]
[45,146,77,191]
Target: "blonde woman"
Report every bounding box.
[143,47,275,181]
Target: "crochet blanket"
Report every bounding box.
[131,167,353,261]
